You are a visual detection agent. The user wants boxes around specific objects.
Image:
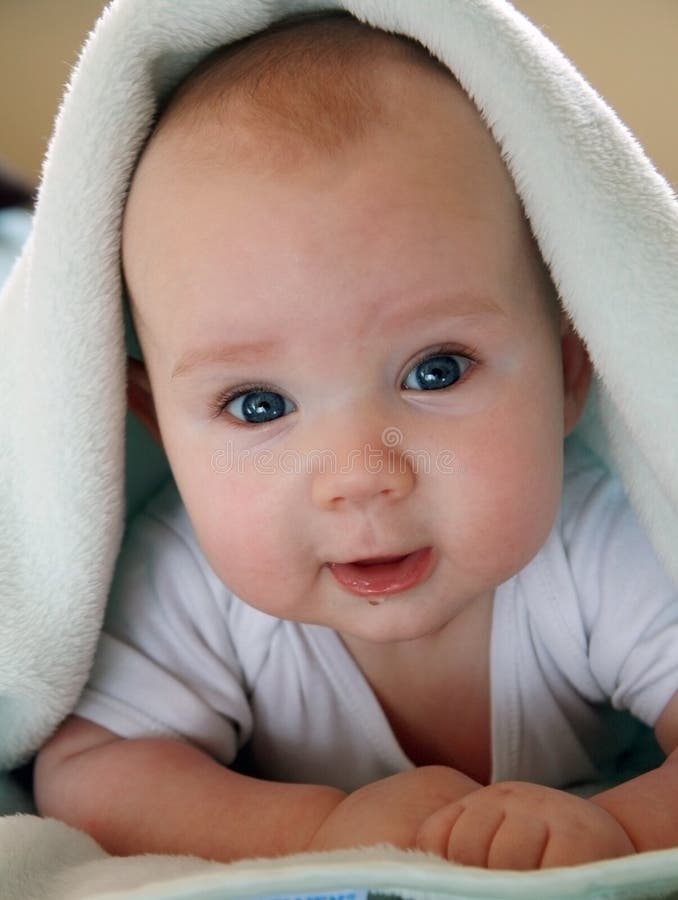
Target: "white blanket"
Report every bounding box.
[1,0,677,896]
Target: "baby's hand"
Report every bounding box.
[416,781,636,869]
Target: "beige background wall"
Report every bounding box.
[1,1,676,188]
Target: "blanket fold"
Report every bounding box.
[1,0,677,896]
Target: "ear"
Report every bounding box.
[126,356,164,447]
[560,313,593,437]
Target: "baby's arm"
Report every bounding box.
[589,690,678,853]
[34,715,345,860]
[34,715,480,861]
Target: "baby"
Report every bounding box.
[34,11,678,869]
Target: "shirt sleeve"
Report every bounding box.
[74,492,253,765]
[562,460,678,727]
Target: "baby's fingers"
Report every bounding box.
[415,803,466,859]
[483,812,549,870]
[416,803,549,870]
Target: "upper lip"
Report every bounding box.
[328,551,413,566]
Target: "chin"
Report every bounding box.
[339,606,453,645]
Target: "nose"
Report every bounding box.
[310,424,416,511]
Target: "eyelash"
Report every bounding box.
[401,343,480,389]
[208,343,481,422]
[208,381,281,421]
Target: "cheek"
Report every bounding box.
[176,460,307,604]
[439,374,564,578]
[158,413,307,590]
[206,476,280,564]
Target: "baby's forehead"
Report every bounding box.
[146,12,469,163]
[125,14,560,333]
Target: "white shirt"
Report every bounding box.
[75,437,678,792]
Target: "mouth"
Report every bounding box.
[327,547,433,600]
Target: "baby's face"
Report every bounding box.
[123,58,586,645]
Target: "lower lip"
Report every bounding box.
[328,548,433,598]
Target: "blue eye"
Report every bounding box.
[403,352,471,391]
[226,389,295,423]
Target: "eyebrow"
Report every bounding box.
[171,294,508,380]
[386,293,508,331]
[171,338,282,380]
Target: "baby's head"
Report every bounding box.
[123,11,591,644]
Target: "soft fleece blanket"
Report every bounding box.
[2,0,678,897]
